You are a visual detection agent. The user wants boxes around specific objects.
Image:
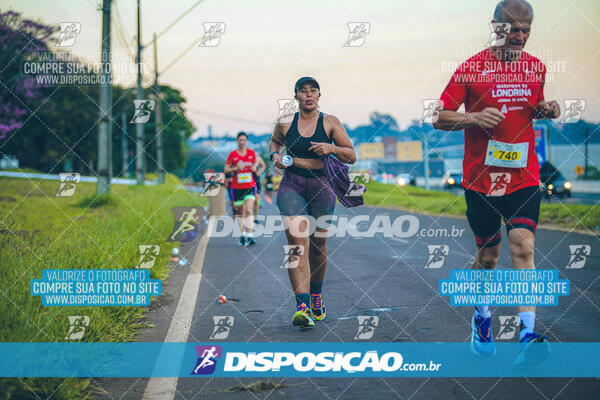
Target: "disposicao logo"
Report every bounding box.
[223,351,404,373]
[191,345,222,375]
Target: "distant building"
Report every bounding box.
[382,136,397,159]
[396,141,423,162]
[377,157,445,178]
[359,140,423,162]
[359,142,384,160]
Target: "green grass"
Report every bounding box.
[363,181,467,215]
[363,181,600,232]
[0,175,206,399]
[0,167,41,174]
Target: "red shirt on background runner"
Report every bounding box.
[226,148,257,189]
[440,48,546,195]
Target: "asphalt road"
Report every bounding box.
[96,200,600,400]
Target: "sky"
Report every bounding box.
[6,0,600,138]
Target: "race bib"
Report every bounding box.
[484,140,528,168]
[237,172,252,184]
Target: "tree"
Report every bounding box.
[110,84,195,177]
[0,11,196,176]
[0,11,54,140]
[369,112,399,133]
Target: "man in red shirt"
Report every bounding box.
[225,132,260,246]
[434,0,560,362]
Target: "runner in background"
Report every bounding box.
[253,155,267,221]
[224,172,235,215]
[264,171,274,204]
[224,132,260,246]
[434,0,560,364]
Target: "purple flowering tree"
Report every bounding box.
[0,11,55,140]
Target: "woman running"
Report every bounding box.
[269,77,356,328]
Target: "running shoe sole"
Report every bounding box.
[515,336,551,366]
[292,311,315,328]
[470,316,496,357]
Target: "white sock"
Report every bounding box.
[247,232,253,238]
[519,311,535,340]
[241,231,247,238]
[475,306,491,318]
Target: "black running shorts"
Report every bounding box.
[465,185,541,248]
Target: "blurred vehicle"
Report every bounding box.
[539,162,572,199]
[396,173,416,186]
[442,170,463,189]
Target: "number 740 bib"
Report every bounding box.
[484,140,529,168]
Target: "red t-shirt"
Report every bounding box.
[226,148,257,189]
[440,48,546,195]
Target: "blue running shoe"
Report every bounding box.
[515,332,551,366]
[471,314,496,356]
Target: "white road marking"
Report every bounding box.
[143,217,214,400]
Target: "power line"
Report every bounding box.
[186,108,272,127]
[159,36,203,75]
[143,0,206,48]
[113,1,136,59]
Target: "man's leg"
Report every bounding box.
[254,194,261,216]
[472,244,501,318]
[507,224,550,365]
[243,197,256,245]
[507,228,536,338]
[232,189,246,245]
[503,186,542,342]
[233,202,246,245]
[465,189,502,356]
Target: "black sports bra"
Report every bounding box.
[284,112,332,177]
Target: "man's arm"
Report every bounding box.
[433,108,506,131]
[224,156,238,174]
[255,156,266,174]
[534,100,560,120]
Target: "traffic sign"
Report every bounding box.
[574,165,584,176]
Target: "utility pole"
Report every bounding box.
[153,32,165,183]
[584,122,589,179]
[423,131,433,190]
[97,0,112,195]
[121,113,128,176]
[135,0,145,184]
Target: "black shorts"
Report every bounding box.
[276,169,336,230]
[465,185,541,248]
[230,186,257,206]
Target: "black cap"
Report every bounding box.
[294,76,320,93]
